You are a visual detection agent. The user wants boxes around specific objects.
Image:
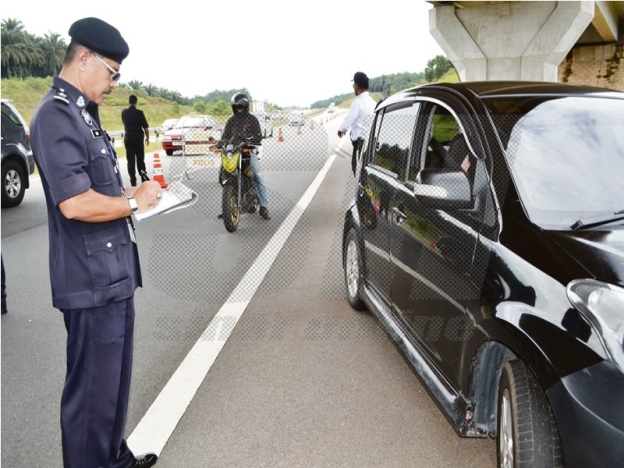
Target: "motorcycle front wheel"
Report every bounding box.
[222,183,240,232]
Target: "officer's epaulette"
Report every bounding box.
[53,89,70,105]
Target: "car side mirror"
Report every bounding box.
[414,168,473,209]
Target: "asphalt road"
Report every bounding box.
[1,113,496,467]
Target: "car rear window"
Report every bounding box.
[2,102,26,128]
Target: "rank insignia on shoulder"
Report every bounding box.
[54,88,69,103]
[53,94,70,104]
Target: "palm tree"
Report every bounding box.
[1,18,40,78]
[38,32,67,77]
[127,80,143,91]
[143,84,158,96]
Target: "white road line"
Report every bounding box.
[127,154,337,456]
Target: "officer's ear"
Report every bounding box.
[76,47,92,71]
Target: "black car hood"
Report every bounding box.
[547,228,624,286]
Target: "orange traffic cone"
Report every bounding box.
[278,127,284,142]
[297,124,302,135]
[153,153,168,188]
[310,120,315,131]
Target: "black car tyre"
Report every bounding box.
[2,160,26,208]
[165,149,173,156]
[344,228,366,311]
[497,360,563,468]
[222,184,240,233]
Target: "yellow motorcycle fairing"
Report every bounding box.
[221,151,241,174]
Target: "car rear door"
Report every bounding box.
[389,99,486,390]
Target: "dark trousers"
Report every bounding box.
[124,135,146,185]
[351,138,365,176]
[1,255,6,312]
[61,299,136,468]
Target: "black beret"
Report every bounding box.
[68,17,129,64]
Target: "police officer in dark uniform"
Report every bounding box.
[121,94,150,186]
[30,17,162,468]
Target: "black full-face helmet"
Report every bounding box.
[231,93,250,113]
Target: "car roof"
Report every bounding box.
[378,80,624,110]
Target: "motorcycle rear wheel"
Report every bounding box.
[222,184,240,232]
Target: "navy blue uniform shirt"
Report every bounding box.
[31,77,142,310]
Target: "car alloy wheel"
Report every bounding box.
[499,387,513,468]
[2,160,26,207]
[344,228,365,310]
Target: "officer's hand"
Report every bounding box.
[338,130,344,138]
[134,181,163,211]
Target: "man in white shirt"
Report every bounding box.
[338,71,377,175]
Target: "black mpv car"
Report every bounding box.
[2,98,35,207]
[342,81,624,467]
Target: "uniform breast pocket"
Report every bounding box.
[88,139,115,186]
[84,225,131,289]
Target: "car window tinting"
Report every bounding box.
[371,103,419,180]
[411,105,473,182]
[2,102,25,127]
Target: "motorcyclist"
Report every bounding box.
[220,93,270,220]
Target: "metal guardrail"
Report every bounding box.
[108,127,165,141]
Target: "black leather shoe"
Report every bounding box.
[131,452,158,467]
[259,206,271,220]
[140,170,151,182]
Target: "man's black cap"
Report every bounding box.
[68,17,129,64]
[352,71,369,87]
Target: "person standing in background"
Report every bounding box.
[122,94,150,186]
[1,254,7,315]
[338,71,377,176]
[30,16,161,468]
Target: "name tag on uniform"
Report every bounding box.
[91,129,103,138]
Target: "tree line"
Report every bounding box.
[2,18,454,111]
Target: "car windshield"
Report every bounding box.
[176,116,206,128]
[491,95,624,229]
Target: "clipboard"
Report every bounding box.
[134,180,198,221]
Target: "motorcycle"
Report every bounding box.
[211,136,262,232]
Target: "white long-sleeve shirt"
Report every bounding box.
[339,91,377,141]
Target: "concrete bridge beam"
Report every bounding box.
[429,1,595,81]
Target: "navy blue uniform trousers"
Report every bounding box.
[61,298,136,468]
[124,134,146,185]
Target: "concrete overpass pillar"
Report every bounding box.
[429,1,595,81]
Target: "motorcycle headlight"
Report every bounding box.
[567,279,624,369]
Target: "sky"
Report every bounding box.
[2,0,445,108]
